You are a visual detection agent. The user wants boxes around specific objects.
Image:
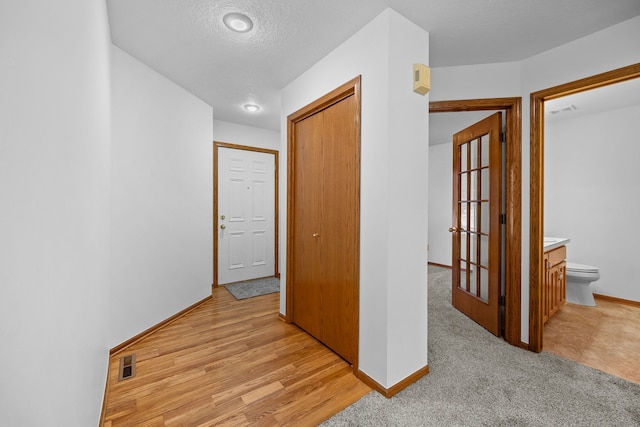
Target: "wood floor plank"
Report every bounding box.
[274,373,371,426]
[102,287,371,426]
[241,381,285,405]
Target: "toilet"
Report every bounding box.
[565,262,600,306]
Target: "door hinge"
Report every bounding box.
[499,213,506,224]
[500,132,506,143]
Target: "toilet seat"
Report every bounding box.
[566,262,599,274]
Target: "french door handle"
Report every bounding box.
[448,227,458,233]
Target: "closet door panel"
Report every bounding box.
[292,111,324,340]
[320,95,359,364]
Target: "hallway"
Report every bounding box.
[102,288,370,426]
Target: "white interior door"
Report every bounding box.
[218,147,275,284]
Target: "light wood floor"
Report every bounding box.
[543,297,640,384]
[102,287,371,426]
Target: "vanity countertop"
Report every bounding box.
[543,237,570,251]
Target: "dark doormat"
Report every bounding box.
[224,276,280,300]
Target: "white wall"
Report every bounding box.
[281,9,429,388]
[430,61,522,101]
[521,16,640,95]
[0,1,111,425]
[428,63,521,269]
[213,119,280,151]
[545,104,640,302]
[427,143,453,265]
[110,46,213,347]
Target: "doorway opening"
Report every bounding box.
[529,62,640,352]
[430,98,522,347]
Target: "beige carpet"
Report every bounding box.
[323,265,640,426]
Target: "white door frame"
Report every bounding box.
[213,141,279,288]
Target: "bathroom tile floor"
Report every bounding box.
[543,297,640,384]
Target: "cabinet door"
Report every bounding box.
[549,263,559,319]
[543,253,550,323]
[543,246,567,323]
[547,260,566,320]
[559,261,566,305]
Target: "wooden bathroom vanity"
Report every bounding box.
[543,238,570,323]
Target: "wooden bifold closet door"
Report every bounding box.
[287,77,361,365]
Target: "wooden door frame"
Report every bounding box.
[430,97,522,347]
[528,62,640,352]
[212,141,279,288]
[285,76,362,327]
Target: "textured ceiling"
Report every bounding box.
[106,0,640,131]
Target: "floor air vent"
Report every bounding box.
[118,354,136,381]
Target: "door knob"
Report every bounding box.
[220,215,225,220]
[312,233,319,238]
[448,227,458,233]
[220,224,226,230]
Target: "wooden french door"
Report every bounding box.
[450,112,502,336]
[287,77,360,365]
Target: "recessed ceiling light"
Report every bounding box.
[223,13,253,33]
[244,104,260,113]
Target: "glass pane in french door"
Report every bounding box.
[456,133,491,303]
